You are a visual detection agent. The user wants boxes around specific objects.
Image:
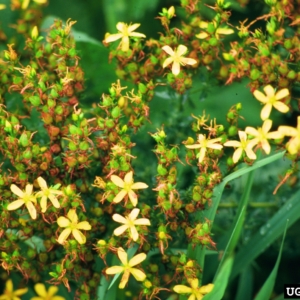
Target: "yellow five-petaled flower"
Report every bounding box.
[253,85,289,120]
[57,209,91,245]
[31,283,65,300]
[36,176,63,213]
[224,131,257,163]
[110,171,148,207]
[185,134,223,163]
[106,247,147,289]
[162,45,197,76]
[104,22,146,51]
[0,279,28,300]
[112,208,151,241]
[245,119,283,154]
[173,278,214,300]
[7,183,37,219]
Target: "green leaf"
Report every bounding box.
[203,256,234,300]
[231,189,300,279]
[254,220,288,300]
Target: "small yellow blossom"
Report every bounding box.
[36,177,63,213]
[245,119,283,154]
[224,131,257,163]
[31,26,39,39]
[162,45,197,76]
[31,283,65,300]
[0,279,28,300]
[106,247,147,289]
[112,208,151,241]
[22,0,47,10]
[104,22,146,51]
[57,209,91,245]
[7,184,37,220]
[173,278,214,300]
[167,6,175,18]
[0,4,6,10]
[196,21,234,39]
[185,134,223,163]
[110,171,148,207]
[279,116,300,155]
[253,85,289,120]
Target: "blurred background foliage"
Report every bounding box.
[0,0,299,299]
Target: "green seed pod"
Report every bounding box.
[69,141,77,151]
[157,164,168,176]
[228,125,238,136]
[19,133,30,147]
[79,141,89,151]
[111,106,121,119]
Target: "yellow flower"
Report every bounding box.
[0,279,28,300]
[104,22,146,51]
[36,177,63,213]
[31,26,39,39]
[22,0,47,10]
[253,85,289,120]
[224,131,257,163]
[196,21,234,39]
[31,283,65,300]
[112,208,151,241]
[162,45,197,76]
[7,184,37,220]
[106,247,146,289]
[173,279,214,300]
[245,119,283,154]
[279,116,300,155]
[0,4,6,10]
[185,134,223,163]
[110,171,148,207]
[57,209,91,245]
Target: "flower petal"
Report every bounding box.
[162,45,174,56]
[134,218,151,226]
[124,171,133,184]
[119,270,130,289]
[172,61,181,75]
[48,194,61,208]
[25,184,33,195]
[128,190,138,207]
[34,283,47,297]
[260,103,272,120]
[129,32,146,38]
[57,216,71,228]
[121,36,129,51]
[130,225,139,241]
[106,266,124,275]
[174,285,192,294]
[278,125,297,136]
[176,45,188,56]
[76,221,92,230]
[232,148,243,163]
[130,268,146,281]
[72,228,86,244]
[275,88,289,100]
[113,190,127,203]
[128,208,140,220]
[196,32,209,39]
[131,182,148,190]
[117,247,128,265]
[7,200,24,211]
[262,119,272,133]
[127,23,141,32]
[105,33,123,43]
[111,175,125,188]
[114,225,128,236]
[198,148,207,163]
[67,209,78,223]
[37,176,47,189]
[263,85,275,97]
[112,213,127,224]
[199,283,214,294]
[40,196,48,213]
[116,22,126,32]
[273,101,289,113]
[224,141,241,147]
[253,90,268,103]
[180,57,197,66]
[57,228,71,244]
[245,148,257,160]
[163,57,174,68]
[47,286,59,297]
[129,253,146,266]
[26,201,37,219]
[10,184,24,198]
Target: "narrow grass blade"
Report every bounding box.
[203,256,234,300]
[231,189,300,279]
[235,265,253,300]
[254,220,288,300]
